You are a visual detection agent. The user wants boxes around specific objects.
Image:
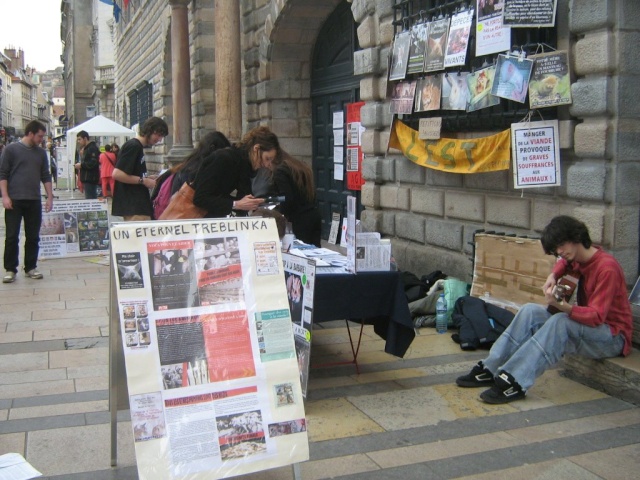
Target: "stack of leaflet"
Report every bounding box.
[288,241,350,274]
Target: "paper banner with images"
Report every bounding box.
[390,80,417,115]
[110,217,309,479]
[504,0,558,28]
[443,9,473,68]
[511,119,561,188]
[466,65,501,112]
[282,253,316,398]
[491,54,534,103]
[424,17,450,72]
[414,75,442,112]
[442,73,470,111]
[407,22,429,74]
[476,0,511,56]
[346,101,365,190]
[389,31,411,81]
[528,51,572,108]
[389,119,511,173]
[39,199,110,259]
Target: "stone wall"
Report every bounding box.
[113,1,171,171]
[352,0,639,284]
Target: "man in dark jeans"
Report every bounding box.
[75,130,101,199]
[0,120,53,283]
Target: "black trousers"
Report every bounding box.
[3,199,42,273]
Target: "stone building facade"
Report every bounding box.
[110,0,639,285]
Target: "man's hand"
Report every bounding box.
[142,177,156,190]
[542,273,556,296]
[2,196,12,210]
[45,197,53,213]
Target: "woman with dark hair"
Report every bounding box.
[191,126,281,218]
[151,131,231,209]
[271,152,321,246]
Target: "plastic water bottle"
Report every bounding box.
[435,293,448,334]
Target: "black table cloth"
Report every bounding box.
[312,270,415,357]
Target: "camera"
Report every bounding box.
[263,195,285,204]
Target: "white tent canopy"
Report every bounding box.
[62,116,135,190]
[66,115,136,154]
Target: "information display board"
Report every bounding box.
[282,253,316,398]
[110,217,309,479]
[39,199,110,259]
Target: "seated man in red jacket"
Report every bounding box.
[456,215,633,404]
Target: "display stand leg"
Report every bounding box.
[109,258,119,467]
[312,320,364,373]
[292,462,302,479]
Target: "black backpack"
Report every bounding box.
[451,295,515,350]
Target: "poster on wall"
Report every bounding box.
[491,54,534,103]
[346,102,365,191]
[389,31,411,81]
[282,253,316,398]
[39,199,109,259]
[476,0,511,56]
[443,9,473,68]
[503,0,558,28]
[414,75,442,112]
[442,73,470,111]
[424,17,450,72]
[511,119,561,188]
[110,217,309,479]
[466,65,501,112]
[528,51,572,108]
[407,22,429,74]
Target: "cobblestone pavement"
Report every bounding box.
[1,189,639,479]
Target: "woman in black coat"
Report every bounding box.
[271,152,321,246]
[192,126,281,217]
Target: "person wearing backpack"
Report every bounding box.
[150,131,231,219]
[75,131,101,199]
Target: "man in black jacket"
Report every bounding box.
[75,130,101,199]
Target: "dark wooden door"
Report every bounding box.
[311,1,361,240]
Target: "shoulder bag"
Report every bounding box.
[158,182,206,220]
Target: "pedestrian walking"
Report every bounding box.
[0,120,54,283]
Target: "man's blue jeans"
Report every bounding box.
[3,200,42,273]
[483,303,624,391]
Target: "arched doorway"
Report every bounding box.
[311,1,361,240]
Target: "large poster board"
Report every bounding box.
[110,218,309,479]
[282,253,316,398]
[39,199,110,259]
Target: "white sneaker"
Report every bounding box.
[3,271,16,283]
[25,269,43,279]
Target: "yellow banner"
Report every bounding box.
[388,120,511,173]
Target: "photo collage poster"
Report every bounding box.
[282,253,316,398]
[39,199,110,259]
[388,6,566,117]
[110,217,309,479]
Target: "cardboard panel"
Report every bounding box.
[471,234,557,310]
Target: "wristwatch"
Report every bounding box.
[138,177,144,184]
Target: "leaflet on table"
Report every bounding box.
[110,218,308,480]
[282,253,316,397]
[39,199,109,259]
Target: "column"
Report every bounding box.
[167,0,193,162]
[214,0,242,142]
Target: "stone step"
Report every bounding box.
[563,347,640,406]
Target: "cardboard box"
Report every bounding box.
[470,234,557,312]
